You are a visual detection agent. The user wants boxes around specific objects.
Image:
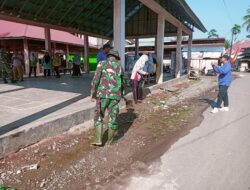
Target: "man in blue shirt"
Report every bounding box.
[97,44,112,63]
[211,54,232,113]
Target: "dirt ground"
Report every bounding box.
[0,76,218,190]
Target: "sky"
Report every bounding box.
[186,0,249,41]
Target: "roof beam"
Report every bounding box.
[0,0,7,9]
[58,1,78,24]
[46,1,61,19]
[138,0,192,35]
[67,0,92,26]
[18,0,29,14]
[176,0,206,32]
[83,1,104,19]
[35,0,48,18]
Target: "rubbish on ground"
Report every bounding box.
[21,164,39,171]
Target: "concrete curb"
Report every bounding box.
[0,75,187,158]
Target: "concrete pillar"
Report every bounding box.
[187,34,193,73]
[175,27,182,78]
[66,44,69,69]
[135,38,139,57]
[113,0,125,70]
[44,27,51,55]
[156,14,165,84]
[23,38,29,75]
[84,35,90,73]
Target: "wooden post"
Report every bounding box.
[84,35,90,73]
[44,27,51,55]
[66,44,69,69]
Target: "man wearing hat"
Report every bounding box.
[211,54,232,113]
[97,43,112,63]
[91,49,124,146]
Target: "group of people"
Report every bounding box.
[40,51,62,78]
[90,43,233,146]
[0,47,65,83]
[0,48,24,83]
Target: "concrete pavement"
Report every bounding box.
[125,73,250,190]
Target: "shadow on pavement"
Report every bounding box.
[0,94,86,136]
[200,98,217,108]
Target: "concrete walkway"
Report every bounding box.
[0,74,94,134]
[125,73,250,190]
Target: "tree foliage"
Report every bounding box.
[208,29,219,38]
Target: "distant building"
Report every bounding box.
[126,38,225,74]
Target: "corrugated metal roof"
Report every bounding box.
[0,0,206,38]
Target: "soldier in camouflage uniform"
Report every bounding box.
[91,49,124,146]
[0,47,15,83]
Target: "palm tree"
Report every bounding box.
[224,39,230,49]
[208,29,219,38]
[229,24,241,56]
[243,6,250,32]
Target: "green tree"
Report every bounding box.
[243,6,250,32]
[229,24,241,56]
[208,29,219,38]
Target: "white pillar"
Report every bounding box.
[66,44,69,69]
[113,0,125,70]
[187,34,193,73]
[23,38,29,75]
[156,14,165,84]
[135,38,139,57]
[44,27,51,55]
[84,35,90,73]
[175,27,182,78]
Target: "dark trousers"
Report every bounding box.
[29,66,36,77]
[72,64,81,76]
[44,69,51,77]
[216,85,229,108]
[54,66,60,78]
[133,80,140,104]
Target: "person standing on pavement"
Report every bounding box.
[72,51,81,77]
[53,52,61,78]
[42,51,52,77]
[91,49,124,146]
[130,54,149,104]
[0,47,16,83]
[29,52,38,78]
[97,44,111,63]
[12,50,24,82]
[211,54,232,113]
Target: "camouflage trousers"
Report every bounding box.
[94,98,120,130]
[0,63,13,80]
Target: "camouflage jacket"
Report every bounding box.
[91,57,124,100]
[0,51,9,65]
